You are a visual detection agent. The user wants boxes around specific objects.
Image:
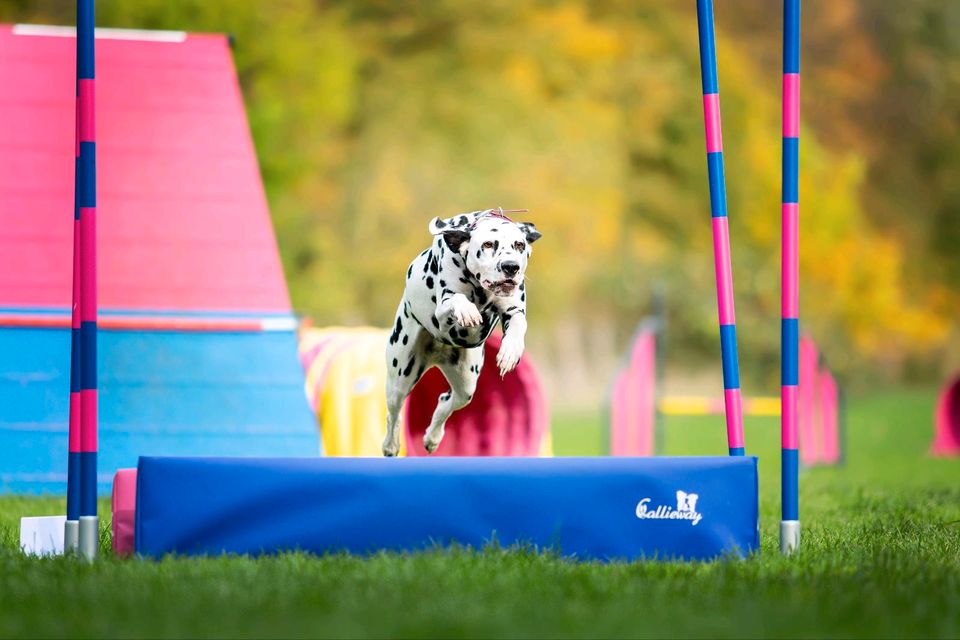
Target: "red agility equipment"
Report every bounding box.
[933,375,960,457]
[404,332,549,456]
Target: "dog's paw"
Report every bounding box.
[452,299,482,327]
[382,436,400,457]
[496,335,524,377]
[423,431,443,454]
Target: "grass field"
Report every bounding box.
[1,388,958,638]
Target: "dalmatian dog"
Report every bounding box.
[382,208,542,456]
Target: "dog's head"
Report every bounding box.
[429,209,541,297]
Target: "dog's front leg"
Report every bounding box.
[436,292,482,328]
[497,310,527,377]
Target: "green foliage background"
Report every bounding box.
[4,0,958,387]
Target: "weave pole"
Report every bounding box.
[695,0,746,457]
[64,136,82,552]
[72,0,99,560]
[780,0,801,554]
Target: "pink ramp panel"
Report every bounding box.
[609,330,656,456]
[404,333,548,456]
[818,368,841,464]
[798,336,821,465]
[111,468,137,556]
[0,25,289,315]
[933,374,960,456]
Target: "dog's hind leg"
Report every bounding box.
[423,347,483,454]
[383,307,428,457]
[383,373,415,457]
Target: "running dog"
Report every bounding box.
[382,208,541,456]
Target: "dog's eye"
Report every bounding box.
[514,242,526,252]
[482,241,495,250]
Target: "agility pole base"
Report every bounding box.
[134,456,758,561]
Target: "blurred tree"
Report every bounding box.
[2,0,955,386]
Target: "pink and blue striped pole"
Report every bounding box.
[780,0,801,554]
[67,0,99,560]
[695,0,746,457]
[65,144,82,552]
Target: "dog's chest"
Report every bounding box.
[405,248,500,349]
[435,302,499,348]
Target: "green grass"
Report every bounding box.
[2,389,959,638]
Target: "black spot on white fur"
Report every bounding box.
[389,316,402,344]
[442,230,471,253]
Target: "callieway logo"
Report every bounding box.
[635,490,703,526]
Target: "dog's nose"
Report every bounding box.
[501,261,520,277]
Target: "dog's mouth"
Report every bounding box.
[483,278,518,295]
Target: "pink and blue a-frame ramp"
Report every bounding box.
[0,23,318,504]
[780,0,802,555]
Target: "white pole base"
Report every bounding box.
[780,519,800,555]
[79,516,99,560]
[64,518,80,553]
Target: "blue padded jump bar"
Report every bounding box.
[135,456,759,561]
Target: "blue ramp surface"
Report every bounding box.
[0,328,319,494]
[135,456,759,561]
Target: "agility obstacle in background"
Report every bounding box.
[298,327,551,457]
[299,327,392,457]
[933,374,960,456]
[0,23,319,500]
[609,323,842,465]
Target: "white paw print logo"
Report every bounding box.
[676,490,699,513]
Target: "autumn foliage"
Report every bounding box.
[4,0,957,386]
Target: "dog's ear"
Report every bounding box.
[428,216,449,235]
[429,210,491,236]
[441,229,471,253]
[518,222,542,244]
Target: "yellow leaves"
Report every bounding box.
[528,4,624,64]
[828,237,948,356]
[503,56,542,100]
